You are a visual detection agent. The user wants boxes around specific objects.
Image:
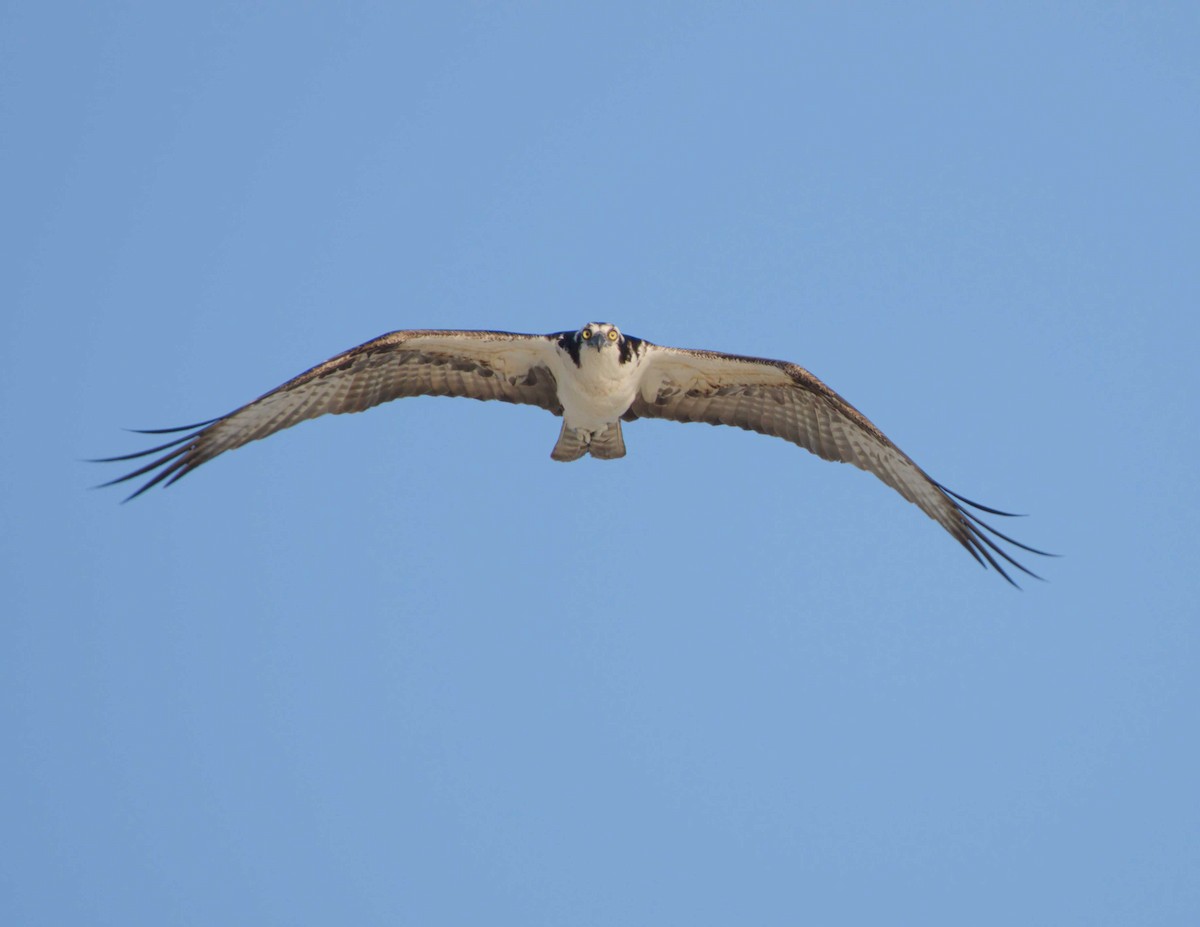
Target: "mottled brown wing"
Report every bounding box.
[96,329,563,499]
[630,343,1049,584]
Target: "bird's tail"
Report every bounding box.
[550,421,626,462]
[588,421,626,459]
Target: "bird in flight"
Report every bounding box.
[96,322,1050,584]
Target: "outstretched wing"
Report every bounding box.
[629,343,1051,585]
[96,329,563,499]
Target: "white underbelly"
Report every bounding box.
[552,353,640,430]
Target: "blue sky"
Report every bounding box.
[3,3,1198,924]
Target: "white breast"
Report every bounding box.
[550,346,643,430]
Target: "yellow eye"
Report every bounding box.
[607,330,619,341]
[581,329,593,340]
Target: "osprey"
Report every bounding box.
[96,322,1050,584]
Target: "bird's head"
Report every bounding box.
[577,322,622,350]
